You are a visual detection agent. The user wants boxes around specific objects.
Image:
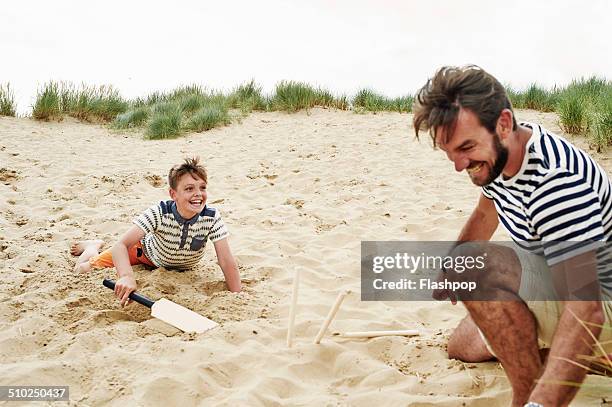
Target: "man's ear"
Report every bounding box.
[169,188,176,200]
[496,109,514,140]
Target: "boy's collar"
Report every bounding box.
[170,201,200,225]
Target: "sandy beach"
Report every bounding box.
[0,109,610,406]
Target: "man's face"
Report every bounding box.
[436,108,508,186]
[170,173,208,218]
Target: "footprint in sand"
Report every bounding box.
[144,173,164,188]
[65,297,93,309]
[284,198,305,209]
[201,280,228,295]
[92,310,134,324]
[0,168,19,185]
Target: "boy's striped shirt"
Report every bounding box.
[133,200,228,270]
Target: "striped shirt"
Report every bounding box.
[482,123,612,289]
[133,200,229,270]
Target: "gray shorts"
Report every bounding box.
[478,247,612,354]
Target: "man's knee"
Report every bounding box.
[448,316,495,362]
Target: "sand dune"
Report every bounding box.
[0,109,610,406]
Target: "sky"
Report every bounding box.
[1,0,610,114]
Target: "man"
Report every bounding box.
[412,65,612,407]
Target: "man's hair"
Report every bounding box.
[168,157,207,189]
[412,65,517,147]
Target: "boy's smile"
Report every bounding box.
[169,173,208,219]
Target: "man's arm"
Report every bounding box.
[529,251,605,406]
[457,193,499,242]
[433,194,499,303]
[111,225,145,306]
[213,238,241,292]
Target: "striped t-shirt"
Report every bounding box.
[482,123,612,289]
[133,200,229,270]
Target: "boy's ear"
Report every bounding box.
[169,188,176,200]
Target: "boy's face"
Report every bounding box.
[169,173,207,219]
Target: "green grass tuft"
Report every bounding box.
[272,81,317,112]
[0,83,17,117]
[32,81,63,121]
[557,90,588,134]
[179,94,207,114]
[333,94,349,111]
[390,95,414,113]
[146,105,182,139]
[353,89,385,112]
[523,84,558,112]
[352,89,412,113]
[33,82,127,122]
[186,105,231,132]
[70,85,128,122]
[587,88,612,152]
[152,101,181,115]
[229,80,267,113]
[112,106,150,129]
[505,84,524,109]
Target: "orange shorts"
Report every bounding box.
[89,242,156,269]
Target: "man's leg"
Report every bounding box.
[448,243,542,407]
[447,315,495,362]
[464,300,541,406]
[70,240,104,272]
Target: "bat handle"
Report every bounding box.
[102,279,155,308]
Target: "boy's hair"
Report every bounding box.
[168,157,208,189]
[413,65,517,147]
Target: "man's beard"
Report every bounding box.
[471,134,509,186]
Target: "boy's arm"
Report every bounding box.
[111,225,146,306]
[213,238,241,292]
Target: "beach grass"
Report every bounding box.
[505,78,612,150]
[0,83,17,117]
[112,106,150,129]
[557,89,588,134]
[22,77,612,149]
[271,81,317,112]
[353,89,387,112]
[186,105,231,132]
[69,85,128,122]
[179,93,208,114]
[523,84,559,112]
[32,82,128,122]
[333,94,350,111]
[110,86,236,137]
[587,88,612,152]
[269,81,349,112]
[146,103,182,139]
[353,89,413,113]
[32,81,63,121]
[228,80,267,113]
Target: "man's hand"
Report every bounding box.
[114,275,137,307]
[432,270,457,305]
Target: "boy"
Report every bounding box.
[71,157,241,306]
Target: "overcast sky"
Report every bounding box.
[1,0,610,113]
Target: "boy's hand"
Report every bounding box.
[115,275,137,307]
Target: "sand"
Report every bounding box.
[0,109,610,406]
